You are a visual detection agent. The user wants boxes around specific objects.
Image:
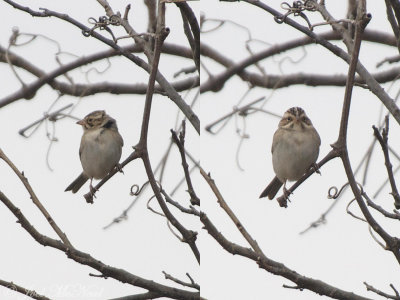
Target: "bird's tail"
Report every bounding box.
[259,176,283,199]
[65,173,88,193]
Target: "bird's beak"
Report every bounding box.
[76,119,85,125]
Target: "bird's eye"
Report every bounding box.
[287,116,292,121]
[302,116,308,123]
[88,118,93,122]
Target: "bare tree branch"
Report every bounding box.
[201,2,400,298]
[0,148,72,247]
[200,210,373,300]
[83,150,141,203]
[364,282,400,300]
[161,190,200,216]
[0,43,198,106]
[200,168,264,254]
[0,190,198,299]
[372,117,400,209]
[171,121,200,206]
[200,29,399,92]
[384,0,400,52]
[313,1,353,50]
[176,2,200,73]
[327,1,400,264]
[2,0,200,134]
[0,279,50,300]
[162,271,200,290]
[363,191,400,220]
[235,0,400,128]
[388,0,400,39]
[109,292,162,300]
[132,2,200,263]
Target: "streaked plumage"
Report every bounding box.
[65,110,123,194]
[260,107,320,200]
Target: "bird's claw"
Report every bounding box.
[116,163,124,174]
[312,163,321,175]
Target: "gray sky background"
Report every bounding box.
[201,1,400,300]
[0,1,400,300]
[0,1,199,299]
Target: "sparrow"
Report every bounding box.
[65,110,123,194]
[259,107,320,199]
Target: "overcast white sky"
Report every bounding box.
[1,1,400,300]
[0,1,199,299]
[201,1,400,300]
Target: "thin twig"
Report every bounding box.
[83,150,141,203]
[18,103,73,137]
[363,191,400,220]
[276,149,339,208]
[161,190,200,216]
[2,0,200,133]
[162,271,200,290]
[328,1,400,264]
[108,292,162,300]
[364,282,400,300]
[200,167,263,255]
[176,2,200,73]
[205,96,266,133]
[200,211,373,300]
[0,148,73,248]
[0,191,197,299]
[133,2,200,263]
[372,117,400,209]
[171,121,200,206]
[240,0,400,128]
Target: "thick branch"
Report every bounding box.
[276,149,339,208]
[201,212,373,300]
[83,150,141,203]
[313,1,353,50]
[201,30,397,92]
[0,191,198,300]
[384,0,400,53]
[389,0,400,37]
[136,7,200,263]
[0,148,72,247]
[330,2,400,264]
[2,0,200,134]
[109,292,162,300]
[238,1,400,127]
[0,43,198,106]
[176,2,200,73]
[0,279,50,300]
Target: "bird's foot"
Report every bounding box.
[277,187,292,208]
[84,183,98,204]
[89,183,98,198]
[283,186,292,199]
[116,163,124,174]
[312,163,321,175]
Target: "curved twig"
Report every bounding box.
[0,191,198,300]
[2,0,200,133]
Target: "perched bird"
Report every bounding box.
[259,107,320,200]
[65,110,124,194]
